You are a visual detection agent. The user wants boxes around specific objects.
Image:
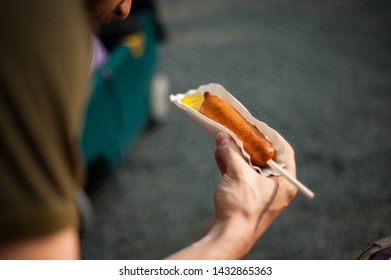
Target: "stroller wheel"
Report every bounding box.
[149,72,171,124]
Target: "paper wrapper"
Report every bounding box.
[170,83,287,176]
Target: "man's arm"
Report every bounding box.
[0,0,90,259]
[165,132,297,259]
[0,228,79,260]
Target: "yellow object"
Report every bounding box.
[123,32,146,58]
[181,93,204,111]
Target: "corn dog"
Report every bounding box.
[200,91,275,168]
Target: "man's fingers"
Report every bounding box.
[275,134,296,177]
[214,150,226,175]
[215,132,248,175]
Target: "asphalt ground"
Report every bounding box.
[81,0,391,259]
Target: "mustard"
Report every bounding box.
[180,93,205,111]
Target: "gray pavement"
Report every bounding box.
[81,0,391,259]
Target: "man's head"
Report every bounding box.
[86,0,132,24]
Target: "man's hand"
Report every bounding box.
[205,132,297,258]
[165,131,297,260]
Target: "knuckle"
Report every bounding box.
[286,184,298,200]
[220,143,239,158]
[286,143,295,158]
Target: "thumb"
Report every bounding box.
[215,132,247,174]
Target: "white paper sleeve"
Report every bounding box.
[170,83,287,176]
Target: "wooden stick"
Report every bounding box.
[267,160,315,200]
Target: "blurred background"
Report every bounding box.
[80,0,391,259]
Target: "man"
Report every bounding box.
[86,0,132,24]
[0,0,296,259]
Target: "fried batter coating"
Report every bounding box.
[200,91,275,168]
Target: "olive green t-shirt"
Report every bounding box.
[0,0,91,241]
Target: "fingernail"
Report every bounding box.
[218,134,230,146]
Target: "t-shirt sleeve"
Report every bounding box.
[0,0,91,242]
